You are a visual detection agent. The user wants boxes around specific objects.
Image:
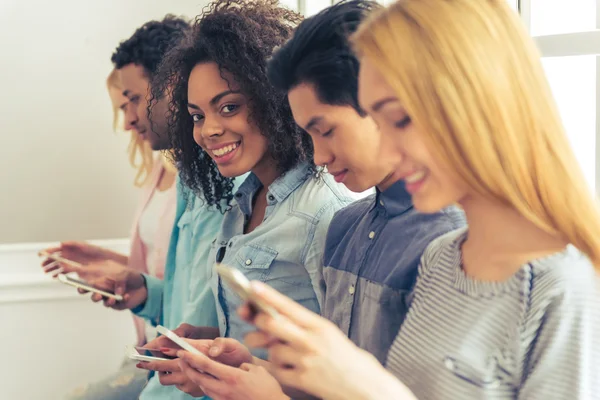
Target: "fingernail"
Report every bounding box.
[209,346,219,357]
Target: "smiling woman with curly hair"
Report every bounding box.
[149,1,354,393]
[151,0,316,211]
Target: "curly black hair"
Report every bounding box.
[151,0,312,212]
[112,15,190,77]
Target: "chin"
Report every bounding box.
[412,195,449,214]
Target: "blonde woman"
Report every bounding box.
[42,69,177,400]
[177,1,600,399]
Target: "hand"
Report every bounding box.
[40,241,126,272]
[241,282,416,400]
[145,324,220,357]
[178,351,289,400]
[49,259,147,310]
[136,358,205,397]
[201,337,254,368]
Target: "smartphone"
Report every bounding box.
[127,346,173,362]
[57,273,124,302]
[155,325,206,357]
[38,250,83,268]
[215,263,278,319]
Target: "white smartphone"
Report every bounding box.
[127,346,172,362]
[38,250,83,268]
[215,263,279,319]
[155,325,205,356]
[57,273,124,302]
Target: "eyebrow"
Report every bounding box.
[187,90,240,111]
[304,116,324,132]
[370,97,399,112]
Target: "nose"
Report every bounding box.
[193,115,224,147]
[124,105,138,131]
[312,139,334,168]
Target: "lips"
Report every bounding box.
[330,169,348,184]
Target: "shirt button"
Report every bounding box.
[444,357,455,371]
[348,285,355,295]
[380,200,384,206]
[245,259,252,266]
[268,194,275,201]
[368,231,375,239]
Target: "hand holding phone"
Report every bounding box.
[127,346,173,362]
[215,263,279,319]
[57,273,124,301]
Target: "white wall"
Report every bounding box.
[0,240,135,399]
[0,0,208,244]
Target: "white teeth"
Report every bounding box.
[213,142,239,157]
[405,170,426,183]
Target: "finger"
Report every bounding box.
[184,339,212,355]
[270,367,303,392]
[90,293,103,302]
[78,288,90,295]
[136,359,180,373]
[42,260,60,271]
[244,331,279,349]
[268,343,299,369]
[179,359,219,393]
[177,350,237,379]
[159,371,186,386]
[103,296,117,308]
[250,282,322,328]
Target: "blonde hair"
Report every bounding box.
[106,69,155,187]
[353,0,600,270]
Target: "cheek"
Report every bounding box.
[192,126,205,148]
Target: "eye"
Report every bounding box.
[322,128,334,138]
[221,104,239,115]
[191,114,204,123]
[395,116,412,129]
[130,95,141,104]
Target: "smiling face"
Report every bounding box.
[119,63,170,150]
[187,62,270,179]
[288,82,401,192]
[358,57,468,212]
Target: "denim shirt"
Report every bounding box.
[322,180,466,364]
[208,162,354,358]
[135,177,243,400]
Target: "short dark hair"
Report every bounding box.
[111,15,190,76]
[268,0,381,115]
[151,0,309,211]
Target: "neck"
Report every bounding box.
[375,169,404,192]
[251,155,282,190]
[459,194,567,280]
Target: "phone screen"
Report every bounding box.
[133,347,174,360]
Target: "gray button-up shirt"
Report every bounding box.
[322,180,466,363]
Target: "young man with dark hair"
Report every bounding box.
[168,2,464,399]
[271,0,465,364]
[112,15,189,151]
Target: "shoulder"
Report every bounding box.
[419,227,467,274]
[289,174,355,221]
[529,247,599,314]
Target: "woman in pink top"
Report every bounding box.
[41,69,177,399]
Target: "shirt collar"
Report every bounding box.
[373,179,413,217]
[234,162,312,216]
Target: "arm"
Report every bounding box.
[131,274,163,321]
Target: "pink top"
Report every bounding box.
[128,160,177,345]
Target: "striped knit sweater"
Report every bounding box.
[386,228,600,400]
